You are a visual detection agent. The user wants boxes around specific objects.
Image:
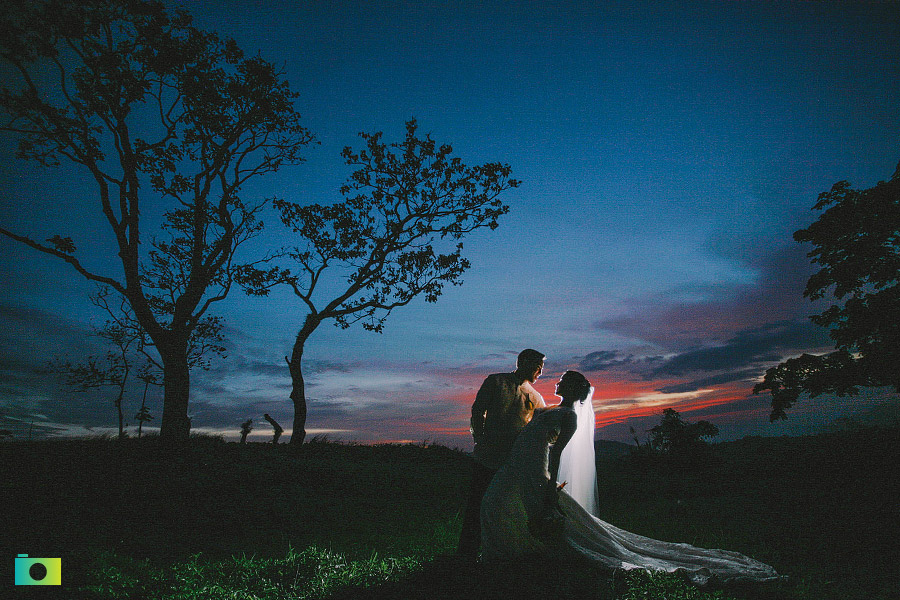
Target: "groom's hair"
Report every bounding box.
[516,349,545,371]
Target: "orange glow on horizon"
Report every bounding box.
[593,383,753,429]
[420,425,471,436]
[432,368,767,444]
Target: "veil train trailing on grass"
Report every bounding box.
[480,401,780,586]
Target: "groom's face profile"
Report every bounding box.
[527,360,544,383]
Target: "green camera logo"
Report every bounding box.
[14,554,61,586]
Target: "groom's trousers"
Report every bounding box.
[457,460,497,556]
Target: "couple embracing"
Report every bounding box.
[458,349,780,587]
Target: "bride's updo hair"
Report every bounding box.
[561,370,592,402]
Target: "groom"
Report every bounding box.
[457,348,546,557]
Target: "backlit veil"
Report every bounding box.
[557,387,599,515]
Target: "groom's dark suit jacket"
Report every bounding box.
[470,372,545,470]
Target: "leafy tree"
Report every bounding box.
[647,408,719,455]
[55,286,221,438]
[275,121,518,444]
[754,162,900,420]
[0,0,312,443]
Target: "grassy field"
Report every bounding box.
[2,425,897,599]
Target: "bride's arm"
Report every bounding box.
[545,411,577,507]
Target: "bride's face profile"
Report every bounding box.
[556,371,590,402]
[555,375,574,399]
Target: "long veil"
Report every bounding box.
[557,387,599,515]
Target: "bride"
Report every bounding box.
[479,370,780,586]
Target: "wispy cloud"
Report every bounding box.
[656,370,761,394]
[560,240,886,442]
[578,350,635,371]
[595,243,819,349]
[575,317,832,404]
[649,319,831,377]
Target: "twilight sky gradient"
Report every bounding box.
[1,1,899,445]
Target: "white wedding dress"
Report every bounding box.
[479,405,780,586]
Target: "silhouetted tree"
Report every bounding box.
[628,425,651,452]
[54,286,222,438]
[88,286,227,376]
[134,373,155,438]
[754,162,900,420]
[239,418,252,444]
[0,0,312,444]
[274,120,517,444]
[55,289,147,439]
[648,408,719,456]
[263,413,282,444]
[134,404,153,438]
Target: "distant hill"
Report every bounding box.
[595,439,635,458]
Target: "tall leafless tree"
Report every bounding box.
[1,0,313,443]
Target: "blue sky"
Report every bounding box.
[1,0,898,445]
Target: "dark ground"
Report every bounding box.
[2,424,898,599]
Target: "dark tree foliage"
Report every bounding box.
[134,402,153,439]
[55,289,147,440]
[647,408,719,455]
[54,285,224,439]
[275,120,518,444]
[0,0,313,443]
[754,163,900,420]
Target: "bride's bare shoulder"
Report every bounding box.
[542,405,577,424]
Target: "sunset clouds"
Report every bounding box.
[1,1,898,445]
